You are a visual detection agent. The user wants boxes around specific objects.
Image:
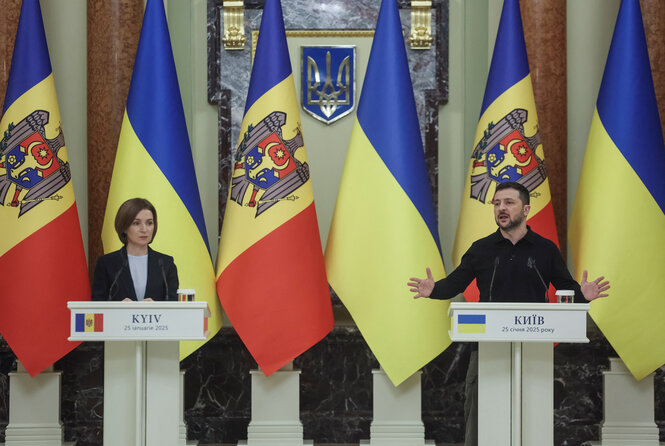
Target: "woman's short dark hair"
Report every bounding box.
[495,181,530,205]
[114,198,157,245]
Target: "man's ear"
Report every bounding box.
[523,204,531,217]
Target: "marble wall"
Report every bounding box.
[208,0,448,226]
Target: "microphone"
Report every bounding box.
[109,259,128,300]
[158,258,169,300]
[489,257,499,302]
[527,257,548,302]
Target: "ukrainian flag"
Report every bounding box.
[453,0,559,302]
[216,0,333,376]
[101,0,222,359]
[458,315,486,334]
[324,0,448,386]
[569,0,665,380]
[0,0,90,377]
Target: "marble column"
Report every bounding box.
[520,0,567,254]
[87,0,143,268]
[640,0,665,140]
[0,0,21,107]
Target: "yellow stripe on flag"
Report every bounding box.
[84,314,96,332]
[570,111,665,379]
[0,75,75,257]
[458,324,486,334]
[216,75,313,276]
[325,121,449,386]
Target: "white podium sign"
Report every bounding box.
[68,301,210,341]
[449,302,589,343]
[449,302,590,446]
[67,301,209,446]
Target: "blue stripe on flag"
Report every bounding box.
[243,0,292,113]
[479,0,530,116]
[355,0,440,251]
[596,0,665,214]
[75,314,85,333]
[458,314,486,325]
[125,0,210,250]
[2,0,51,113]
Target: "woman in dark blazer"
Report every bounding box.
[91,198,178,301]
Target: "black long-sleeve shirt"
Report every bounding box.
[431,227,582,303]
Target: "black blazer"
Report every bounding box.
[91,246,178,301]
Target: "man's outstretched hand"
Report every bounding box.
[580,270,610,301]
[408,267,435,299]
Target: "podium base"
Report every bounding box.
[239,422,312,446]
[595,358,662,446]
[5,364,68,446]
[241,368,311,446]
[360,422,435,446]
[359,369,434,446]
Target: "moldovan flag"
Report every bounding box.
[0,0,90,376]
[569,0,665,380]
[324,0,448,386]
[453,0,559,302]
[215,0,333,376]
[101,0,222,359]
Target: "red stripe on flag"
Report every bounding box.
[463,278,481,303]
[463,201,559,302]
[217,203,333,375]
[526,200,559,247]
[94,313,104,332]
[0,205,90,376]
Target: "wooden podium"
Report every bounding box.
[68,301,210,446]
[449,302,590,446]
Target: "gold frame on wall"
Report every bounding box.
[251,30,376,60]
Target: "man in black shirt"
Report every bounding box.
[407,181,609,446]
[408,181,610,302]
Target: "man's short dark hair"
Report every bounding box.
[495,181,530,205]
[114,198,158,245]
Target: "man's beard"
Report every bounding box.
[496,212,525,230]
